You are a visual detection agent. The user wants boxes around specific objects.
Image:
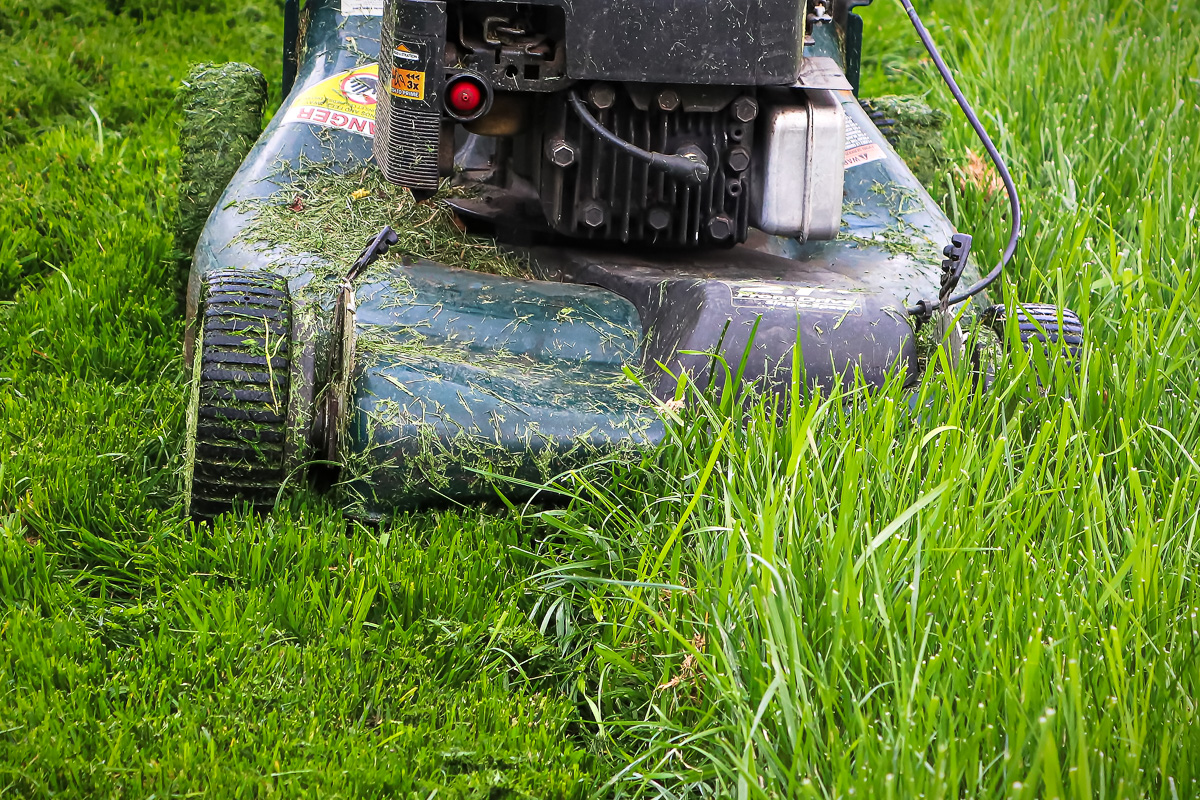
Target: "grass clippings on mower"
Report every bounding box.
[239,161,532,293]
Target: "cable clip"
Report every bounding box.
[939,232,973,312]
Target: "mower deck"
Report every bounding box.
[184,1,982,515]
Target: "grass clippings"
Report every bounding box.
[239,161,531,294]
[861,93,951,189]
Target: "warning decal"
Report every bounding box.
[389,67,425,100]
[844,115,885,169]
[730,283,863,316]
[283,65,378,138]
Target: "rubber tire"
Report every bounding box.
[991,303,1084,359]
[187,270,292,518]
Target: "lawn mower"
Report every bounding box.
[180,0,1082,519]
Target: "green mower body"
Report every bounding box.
[183,0,999,518]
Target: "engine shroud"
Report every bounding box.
[374,0,847,247]
[446,0,807,89]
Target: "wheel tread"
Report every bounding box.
[188,270,292,519]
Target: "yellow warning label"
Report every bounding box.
[390,68,425,100]
[283,64,379,138]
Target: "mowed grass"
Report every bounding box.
[2,0,1200,798]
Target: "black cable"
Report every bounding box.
[899,0,1021,316]
[567,90,710,184]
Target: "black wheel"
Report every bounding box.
[185,270,292,518]
[988,303,1084,359]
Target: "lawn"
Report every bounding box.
[2,0,1200,797]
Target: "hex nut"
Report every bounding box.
[582,202,607,228]
[707,215,734,241]
[548,139,577,167]
[588,82,616,110]
[726,147,751,173]
[731,96,759,123]
[657,89,681,112]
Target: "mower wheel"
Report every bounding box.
[989,303,1084,359]
[186,270,292,519]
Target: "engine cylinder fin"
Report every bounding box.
[545,87,751,246]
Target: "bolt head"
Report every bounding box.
[707,215,734,241]
[588,82,616,110]
[548,140,577,167]
[731,96,759,123]
[582,202,607,228]
[726,147,751,173]
[647,207,672,231]
[657,89,681,112]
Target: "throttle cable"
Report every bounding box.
[898,0,1022,316]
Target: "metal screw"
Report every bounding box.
[547,139,577,167]
[582,201,607,228]
[707,214,734,241]
[731,96,759,123]
[656,89,681,112]
[726,147,751,173]
[588,82,616,110]
[647,207,672,231]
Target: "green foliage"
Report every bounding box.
[0,1,594,795]
[4,0,1200,796]
[0,512,593,797]
[0,0,279,298]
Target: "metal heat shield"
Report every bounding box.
[751,89,846,240]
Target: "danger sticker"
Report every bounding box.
[340,0,384,15]
[844,115,885,169]
[390,67,425,100]
[283,65,378,138]
[731,283,863,316]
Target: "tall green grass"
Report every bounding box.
[3,0,1200,796]
[522,1,1200,795]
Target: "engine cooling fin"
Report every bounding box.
[188,270,292,518]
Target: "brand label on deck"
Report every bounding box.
[730,283,863,316]
[283,65,378,138]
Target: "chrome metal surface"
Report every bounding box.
[751,89,846,240]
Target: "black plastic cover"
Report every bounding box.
[475,0,806,85]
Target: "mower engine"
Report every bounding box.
[374,0,847,246]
